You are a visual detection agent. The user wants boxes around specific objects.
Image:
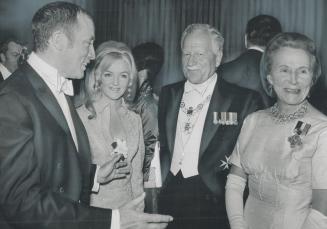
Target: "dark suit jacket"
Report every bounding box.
[219,49,273,107]
[0,63,111,229]
[0,71,4,83]
[158,75,262,198]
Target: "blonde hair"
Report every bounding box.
[83,40,137,119]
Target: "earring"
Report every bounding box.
[268,83,274,96]
[126,87,132,98]
[93,80,101,92]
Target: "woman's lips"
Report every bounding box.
[284,88,300,94]
[109,87,121,92]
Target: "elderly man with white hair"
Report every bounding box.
[158,23,263,229]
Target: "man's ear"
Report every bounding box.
[0,53,6,63]
[244,34,248,49]
[215,51,223,67]
[267,74,273,85]
[49,30,69,51]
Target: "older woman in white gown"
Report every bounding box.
[225,32,327,229]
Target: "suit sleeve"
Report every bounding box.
[141,102,158,181]
[0,92,111,229]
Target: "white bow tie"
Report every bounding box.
[57,76,74,96]
[184,81,207,95]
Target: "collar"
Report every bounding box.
[0,63,12,80]
[248,46,264,53]
[93,96,128,115]
[93,96,111,114]
[27,52,74,96]
[184,73,217,96]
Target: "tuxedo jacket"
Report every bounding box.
[158,75,263,198]
[219,49,273,107]
[0,71,3,83]
[0,63,111,229]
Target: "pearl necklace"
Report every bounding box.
[270,100,308,123]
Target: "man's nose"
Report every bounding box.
[89,45,95,60]
[187,54,197,66]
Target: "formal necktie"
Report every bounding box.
[58,76,74,96]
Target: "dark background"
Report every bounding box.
[1,0,326,94]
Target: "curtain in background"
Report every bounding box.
[0,0,93,49]
[94,0,224,91]
[94,0,326,90]
[321,0,327,85]
[0,0,324,88]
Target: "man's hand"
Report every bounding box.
[97,154,130,184]
[120,193,173,229]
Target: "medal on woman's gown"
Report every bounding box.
[288,121,311,148]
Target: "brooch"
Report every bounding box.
[287,121,311,148]
[219,155,231,170]
[213,112,238,125]
[111,138,128,160]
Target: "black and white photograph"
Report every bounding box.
[0,0,327,228]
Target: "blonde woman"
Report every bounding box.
[77,41,145,210]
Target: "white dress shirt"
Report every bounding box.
[27,52,120,229]
[0,62,12,80]
[27,52,78,149]
[170,73,217,178]
[248,46,264,53]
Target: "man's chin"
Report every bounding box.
[68,73,85,79]
[185,73,200,82]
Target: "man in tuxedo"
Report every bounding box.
[219,15,282,107]
[158,24,262,229]
[0,2,172,229]
[0,37,23,82]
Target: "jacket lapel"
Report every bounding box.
[166,83,184,156]
[66,95,91,161]
[24,64,70,134]
[199,76,232,159]
[0,71,4,83]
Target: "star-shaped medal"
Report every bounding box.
[219,155,231,170]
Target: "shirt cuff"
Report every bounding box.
[110,209,120,229]
[92,165,100,192]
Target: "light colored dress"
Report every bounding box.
[77,102,145,209]
[230,103,327,229]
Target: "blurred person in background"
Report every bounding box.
[0,36,23,82]
[129,42,164,213]
[219,14,282,107]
